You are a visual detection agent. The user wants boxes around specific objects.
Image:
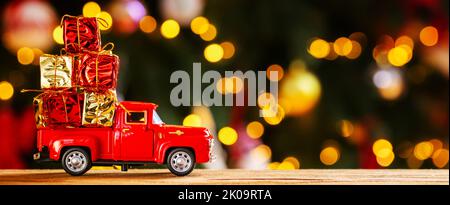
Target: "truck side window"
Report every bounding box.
[126,111,146,124]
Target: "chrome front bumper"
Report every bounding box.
[208,138,216,163]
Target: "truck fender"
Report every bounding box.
[156,142,197,164]
[49,137,98,161]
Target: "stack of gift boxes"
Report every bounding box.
[33,15,119,128]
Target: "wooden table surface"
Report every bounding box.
[0,169,448,185]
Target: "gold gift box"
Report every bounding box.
[40,54,73,89]
[82,90,117,127]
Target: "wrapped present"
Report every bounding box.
[76,52,119,90]
[33,90,83,128]
[62,15,102,53]
[82,90,117,127]
[40,54,73,89]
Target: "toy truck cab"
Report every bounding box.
[34,101,214,176]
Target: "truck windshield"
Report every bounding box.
[152,111,164,124]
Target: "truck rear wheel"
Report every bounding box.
[61,148,92,176]
[167,148,195,176]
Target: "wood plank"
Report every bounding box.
[0,169,448,185]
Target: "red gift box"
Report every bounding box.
[34,89,83,128]
[75,53,119,90]
[63,15,102,53]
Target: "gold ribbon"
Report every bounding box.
[62,95,69,123]
[83,42,115,55]
[21,89,44,93]
[21,88,72,93]
[95,55,99,87]
[118,103,131,115]
[60,14,109,28]
[96,17,109,29]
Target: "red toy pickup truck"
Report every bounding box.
[33,101,214,176]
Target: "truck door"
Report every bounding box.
[121,110,154,161]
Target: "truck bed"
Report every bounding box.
[38,127,116,161]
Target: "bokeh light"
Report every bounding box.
[376,150,395,167]
[126,0,147,23]
[432,149,449,168]
[395,35,414,49]
[216,78,227,94]
[250,144,272,161]
[160,19,180,39]
[262,104,285,126]
[31,48,43,65]
[277,161,296,170]
[139,16,157,33]
[226,77,243,94]
[345,40,362,59]
[200,24,217,41]
[83,1,101,17]
[349,32,367,46]
[183,114,202,127]
[257,92,276,108]
[220,41,235,59]
[419,26,439,46]
[337,120,354,138]
[308,38,330,59]
[429,139,443,152]
[190,16,209,34]
[216,77,244,94]
[2,0,57,53]
[160,0,204,26]
[407,155,424,169]
[266,64,284,81]
[204,43,224,63]
[97,11,113,30]
[372,35,395,66]
[282,156,300,169]
[373,68,404,100]
[218,127,238,146]
[320,146,340,166]
[372,139,393,158]
[17,47,34,65]
[0,81,14,101]
[333,37,353,56]
[325,43,339,60]
[387,46,410,67]
[246,121,264,139]
[267,162,280,170]
[280,67,321,116]
[52,26,64,45]
[413,141,434,160]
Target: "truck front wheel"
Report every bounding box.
[61,148,92,176]
[167,148,196,176]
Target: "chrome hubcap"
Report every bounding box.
[170,151,192,172]
[66,151,87,172]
